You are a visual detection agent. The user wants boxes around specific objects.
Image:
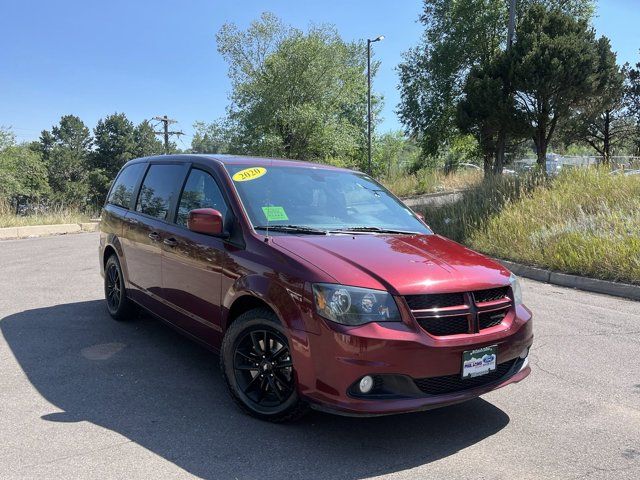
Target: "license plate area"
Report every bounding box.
[462,345,497,379]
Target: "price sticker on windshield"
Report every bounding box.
[232,167,267,182]
[262,206,288,221]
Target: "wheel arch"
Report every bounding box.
[103,245,117,267]
[101,235,129,285]
[225,295,277,330]
[221,274,309,334]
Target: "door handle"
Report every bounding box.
[163,237,178,247]
[148,232,160,241]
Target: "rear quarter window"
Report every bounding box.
[107,163,145,209]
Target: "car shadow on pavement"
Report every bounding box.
[1,301,510,480]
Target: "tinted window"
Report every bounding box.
[136,164,185,220]
[176,169,228,226]
[107,163,145,209]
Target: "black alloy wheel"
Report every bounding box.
[233,328,294,407]
[220,308,308,422]
[106,262,122,312]
[104,254,134,321]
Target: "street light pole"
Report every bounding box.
[367,35,384,175]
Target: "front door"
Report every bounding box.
[160,167,230,345]
[122,162,187,311]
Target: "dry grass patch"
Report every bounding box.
[0,201,91,228]
[383,169,482,198]
[423,168,640,285]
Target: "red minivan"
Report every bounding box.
[99,154,532,422]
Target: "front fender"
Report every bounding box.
[221,274,315,334]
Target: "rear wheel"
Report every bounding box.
[220,308,308,422]
[104,254,135,321]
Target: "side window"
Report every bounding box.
[176,169,228,226]
[135,164,185,220]
[107,163,145,209]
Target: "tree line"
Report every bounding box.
[398,0,640,173]
[0,114,168,213]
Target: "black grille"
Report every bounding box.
[479,309,508,329]
[413,359,519,395]
[473,287,510,303]
[417,315,469,336]
[406,286,512,337]
[405,293,465,310]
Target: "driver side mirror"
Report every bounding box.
[187,208,226,237]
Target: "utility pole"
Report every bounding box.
[494,0,517,176]
[367,35,384,176]
[367,40,372,175]
[507,0,516,49]
[153,115,184,154]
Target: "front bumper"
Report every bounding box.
[290,303,533,416]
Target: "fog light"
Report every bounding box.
[519,347,530,359]
[359,375,374,394]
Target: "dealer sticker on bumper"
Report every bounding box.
[462,345,497,378]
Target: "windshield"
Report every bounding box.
[225,165,431,234]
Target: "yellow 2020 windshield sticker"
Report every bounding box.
[232,167,267,182]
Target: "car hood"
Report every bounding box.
[271,233,512,295]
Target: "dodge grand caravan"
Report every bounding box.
[99,154,533,421]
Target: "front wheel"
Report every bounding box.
[220,308,308,422]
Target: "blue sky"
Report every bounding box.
[1,1,638,145]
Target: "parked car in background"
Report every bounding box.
[99,154,533,422]
[459,162,481,171]
[610,168,640,176]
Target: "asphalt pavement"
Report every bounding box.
[0,233,638,479]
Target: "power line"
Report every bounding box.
[152,115,184,154]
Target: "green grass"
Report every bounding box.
[422,168,640,285]
[0,201,91,228]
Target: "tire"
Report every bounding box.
[220,308,309,422]
[104,254,135,321]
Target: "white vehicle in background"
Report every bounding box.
[610,168,640,176]
[459,162,481,171]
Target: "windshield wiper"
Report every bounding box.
[254,225,328,235]
[330,226,420,235]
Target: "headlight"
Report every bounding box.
[509,273,523,305]
[312,283,401,326]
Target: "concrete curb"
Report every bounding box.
[401,190,463,208]
[498,259,640,302]
[0,222,99,240]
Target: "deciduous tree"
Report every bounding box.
[397,0,595,159]
[191,120,230,154]
[214,13,380,169]
[0,138,50,211]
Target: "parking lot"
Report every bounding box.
[1,232,639,479]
